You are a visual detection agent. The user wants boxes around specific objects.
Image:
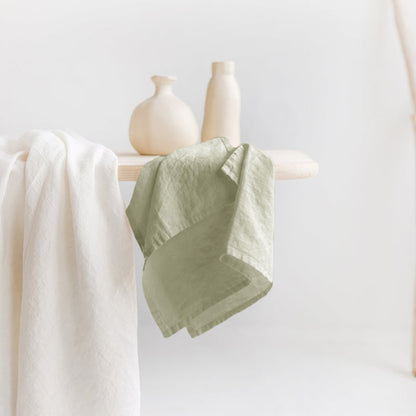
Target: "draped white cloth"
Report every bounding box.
[0,131,140,415]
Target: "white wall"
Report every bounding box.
[1,0,415,414]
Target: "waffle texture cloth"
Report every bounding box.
[0,130,140,416]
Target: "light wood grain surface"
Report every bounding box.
[117,150,319,182]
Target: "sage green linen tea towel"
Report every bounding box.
[126,137,274,337]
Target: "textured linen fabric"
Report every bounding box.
[0,131,140,416]
[126,137,274,337]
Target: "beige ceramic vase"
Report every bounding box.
[201,61,241,146]
[129,75,199,155]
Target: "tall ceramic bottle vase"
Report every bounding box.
[201,61,241,147]
[129,75,199,155]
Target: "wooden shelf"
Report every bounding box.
[117,150,319,182]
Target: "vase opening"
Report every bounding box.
[212,61,235,75]
[151,75,177,95]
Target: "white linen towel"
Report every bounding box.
[0,131,140,416]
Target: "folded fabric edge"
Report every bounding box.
[186,250,273,337]
[143,247,273,338]
[143,277,251,338]
[187,284,272,338]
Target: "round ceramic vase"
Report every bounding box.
[129,75,199,155]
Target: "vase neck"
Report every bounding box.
[152,75,176,95]
[212,61,235,76]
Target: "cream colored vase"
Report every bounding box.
[201,61,241,146]
[129,75,199,155]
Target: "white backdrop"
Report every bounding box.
[1,0,415,414]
